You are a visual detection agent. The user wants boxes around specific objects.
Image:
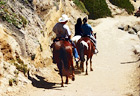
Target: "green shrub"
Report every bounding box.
[9,78,18,86]
[14,62,28,75]
[14,57,28,75]
[31,54,36,60]
[9,79,13,86]
[82,0,112,19]
[12,78,18,85]
[109,0,134,14]
[72,0,89,15]
[0,0,7,5]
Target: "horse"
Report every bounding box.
[51,39,75,87]
[72,34,96,75]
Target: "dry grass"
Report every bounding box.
[0,40,14,61]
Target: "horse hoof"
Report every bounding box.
[90,68,93,71]
[85,73,88,75]
[61,84,64,87]
[72,77,75,81]
[65,82,68,84]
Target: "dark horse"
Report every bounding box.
[73,35,96,75]
[51,40,75,87]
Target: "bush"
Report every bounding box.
[9,79,13,86]
[14,57,28,75]
[81,0,112,19]
[9,78,18,86]
[109,0,134,14]
[72,0,89,15]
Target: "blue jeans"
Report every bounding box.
[69,39,79,59]
[73,48,79,58]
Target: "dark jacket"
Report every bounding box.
[75,24,83,36]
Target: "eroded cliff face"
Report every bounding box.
[0,0,86,94]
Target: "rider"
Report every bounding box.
[52,14,79,63]
[81,17,98,54]
[75,18,83,36]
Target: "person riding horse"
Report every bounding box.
[75,18,83,36]
[81,17,98,54]
[52,14,79,63]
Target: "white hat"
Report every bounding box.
[58,14,70,22]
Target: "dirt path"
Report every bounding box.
[7,16,140,96]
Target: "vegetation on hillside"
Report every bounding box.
[81,0,112,19]
[72,0,89,15]
[109,0,134,14]
[0,0,28,29]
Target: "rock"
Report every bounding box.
[118,26,124,30]
[133,25,140,32]
[124,25,131,31]
[132,27,138,33]
[128,28,137,34]
[137,31,140,39]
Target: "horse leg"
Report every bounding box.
[58,64,64,87]
[65,75,68,84]
[90,57,93,71]
[71,61,75,81]
[61,75,64,87]
[76,61,79,69]
[85,58,89,75]
[60,69,64,87]
[65,67,69,84]
[80,61,84,72]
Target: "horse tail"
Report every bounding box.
[60,47,69,75]
[79,40,88,62]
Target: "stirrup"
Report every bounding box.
[94,49,99,54]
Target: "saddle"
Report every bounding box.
[82,35,96,46]
[53,37,69,42]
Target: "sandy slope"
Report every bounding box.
[4,16,140,96]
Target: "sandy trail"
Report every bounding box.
[7,16,140,96]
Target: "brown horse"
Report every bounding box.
[74,36,96,75]
[51,40,75,87]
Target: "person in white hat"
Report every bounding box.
[53,14,71,39]
[52,14,79,63]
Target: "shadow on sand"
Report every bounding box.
[121,58,140,64]
[27,71,61,89]
[74,68,82,75]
